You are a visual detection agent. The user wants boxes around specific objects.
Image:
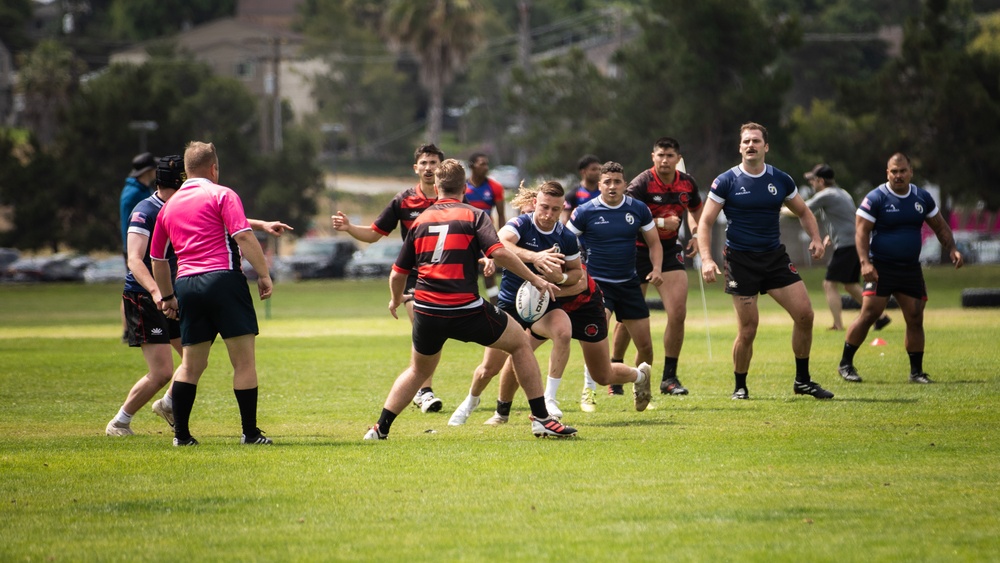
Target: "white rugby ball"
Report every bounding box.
[515,280,550,323]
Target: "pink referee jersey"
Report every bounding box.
[150,178,252,279]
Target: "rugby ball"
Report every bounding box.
[515,280,550,323]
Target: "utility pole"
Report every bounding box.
[272,37,283,152]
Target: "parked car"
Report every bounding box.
[241,256,292,282]
[283,237,358,279]
[919,236,978,265]
[83,257,128,284]
[346,239,404,279]
[5,254,92,282]
[0,248,19,272]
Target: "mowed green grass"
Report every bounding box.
[1,266,998,561]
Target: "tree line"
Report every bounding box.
[1,0,999,253]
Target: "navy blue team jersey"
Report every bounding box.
[708,164,798,252]
[857,183,939,266]
[566,195,654,284]
[497,213,581,304]
[123,193,177,293]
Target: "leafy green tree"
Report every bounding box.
[104,0,237,42]
[0,136,68,252]
[0,0,33,53]
[15,40,87,146]
[837,0,1000,208]
[4,57,318,252]
[299,0,417,160]
[382,0,486,144]
[611,0,797,180]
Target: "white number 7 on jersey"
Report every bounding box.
[427,225,449,263]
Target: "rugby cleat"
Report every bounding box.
[241,429,273,445]
[909,372,933,384]
[874,315,892,331]
[793,380,834,399]
[483,412,509,426]
[173,436,199,447]
[151,398,175,427]
[633,362,652,412]
[660,377,689,395]
[414,391,443,413]
[363,424,387,440]
[580,388,597,412]
[105,420,134,436]
[531,416,577,438]
[731,388,749,400]
[838,364,863,383]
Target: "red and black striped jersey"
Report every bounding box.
[393,199,503,316]
[371,184,437,240]
[627,168,703,247]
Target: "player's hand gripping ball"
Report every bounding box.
[515,280,550,323]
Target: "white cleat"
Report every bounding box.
[414,391,443,413]
[105,420,134,436]
[483,412,509,426]
[151,398,174,427]
[633,362,652,412]
[580,388,597,413]
[448,395,481,426]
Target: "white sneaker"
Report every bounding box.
[580,388,597,413]
[448,395,481,426]
[105,419,134,436]
[151,399,174,428]
[634,362,652,412]
[483,412,509,425]
[414,391,443,413]
[544,397,563,419]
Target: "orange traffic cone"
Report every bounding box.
[870,338,887,346]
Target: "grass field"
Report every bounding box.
[1,265,999,561]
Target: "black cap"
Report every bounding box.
[156,155,185,189]
[129,152,158,177]
[805,163,834,180]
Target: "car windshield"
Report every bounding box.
[294,239,337,257]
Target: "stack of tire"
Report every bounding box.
[961,288,1000,308]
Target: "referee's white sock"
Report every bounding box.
[583,365,597,390]
[544,376,562,400]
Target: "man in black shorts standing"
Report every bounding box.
[364,159,576,440]
[698,122,834,400]
[836,153,963,384]
[800,163,890,332]
[151,141,280,446]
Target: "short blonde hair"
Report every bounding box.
[184,141,217,177]
[434,158,466,196]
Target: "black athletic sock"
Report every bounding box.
[527,396,548,419]
[795,357,810,383]
[841,342,860,367]
[234,387,259,437]
[908,351,924,375]
[496,400,512,417]
[662,357,678,381]
[610,358,623,364]
[172,381,197,440]
[376,408,398,435]
[734,372,748,391]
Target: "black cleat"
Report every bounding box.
[173,436,199,447]
[731,388,749,400]
[608,385,624,396]
[660,377,689,395]
[241,428,273,445]
[531,416,578,438]
[874,316,892,330]
[909,372,933,384]
[793,380,834,399]
[838,364,863,383]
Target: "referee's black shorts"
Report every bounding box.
[175,270,258,346]
[724,245,802,296]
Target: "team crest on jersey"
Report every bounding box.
[625,214,635,225]
[652,195,664,203]
[768,184,777,196]
[409,211,421,218]
[551,244,561,254]
[679,193,689,206]
[788,262,798,274]
[584,323,600,337]
[915,202,924,214]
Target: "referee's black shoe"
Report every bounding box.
[793,380,834,399]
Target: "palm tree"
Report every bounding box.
[382,0,484,144]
